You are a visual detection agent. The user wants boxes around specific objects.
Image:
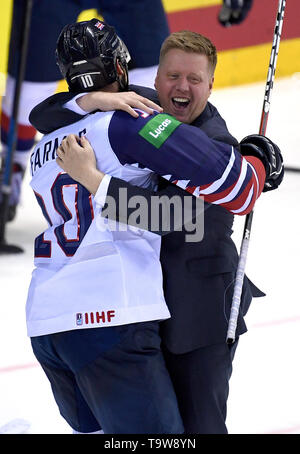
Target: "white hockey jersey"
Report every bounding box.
[26,111,168,337]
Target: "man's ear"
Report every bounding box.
[116,59,125,76]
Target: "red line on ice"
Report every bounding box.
[264,424,300,434]
[0,362,39,374]
[251,315,300,329]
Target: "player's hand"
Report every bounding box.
[76,91,163,118]
[218,0,253,27]
[56,134,104,194]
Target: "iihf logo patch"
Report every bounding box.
[76,313,83,326]
[94,21,104,30]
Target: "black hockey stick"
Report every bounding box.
[285,166,300,172]
[0,0,33,254]
[226,0,287,343]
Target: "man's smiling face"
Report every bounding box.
[154,48,214,124]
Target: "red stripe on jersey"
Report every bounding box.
[199,154,243,203]
[1,111,36,139]
[199,181,212,192]
[220,176,256,213]
[230,157,266,215]
[244,156,266,195]
[185,185,197,194]
[202,179,237,204]
[203,156,265,215]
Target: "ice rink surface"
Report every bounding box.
[0,75,300,435]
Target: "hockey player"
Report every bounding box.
[0,0,169,221]
[28,20,283,434]
[27,20,183,435]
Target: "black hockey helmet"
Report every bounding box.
[55,18,131,93]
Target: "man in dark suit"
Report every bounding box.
[30,29,283,433]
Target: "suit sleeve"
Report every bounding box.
[108,110,266,215]
[29,92,85,134]
[99,176,203,236]
[29,85,159,134]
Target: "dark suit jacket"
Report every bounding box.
[30,85,265,354]
[106,102,265,353]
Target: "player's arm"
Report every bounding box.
[104,130,283,219]
[58,111,283,216]
[104,110,267,215]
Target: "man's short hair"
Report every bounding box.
[159,31,217,75]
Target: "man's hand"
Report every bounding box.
[239,134,284,192]
[56,134,104,195]
[76,91,163,118]
[218,0,253,27]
